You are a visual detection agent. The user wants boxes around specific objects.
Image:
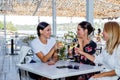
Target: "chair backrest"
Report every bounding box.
[95,47,102,56]
[19,46,33,64]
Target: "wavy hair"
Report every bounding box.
[104,22,120,54]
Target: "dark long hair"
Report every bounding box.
[37,22,49,36]
[78,21,94,35]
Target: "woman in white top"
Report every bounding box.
[76,21,120,80]
[30,22,58,65]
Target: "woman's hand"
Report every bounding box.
[91,73,105,78]
[47,60,55,65]
[75,47,95,62]
[56,41,64,49]
[53,42,64,50]
[75,47,85,55]
[92,70,116,79]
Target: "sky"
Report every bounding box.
[0,15,39,25]
[0,15,86,25]
[0,15,120,25]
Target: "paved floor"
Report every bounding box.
[0,55,20,80]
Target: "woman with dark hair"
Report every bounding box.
[77,21,97,79]
[67,21,97,80]
[30,22,59,80]
[31,22,58,64]
[76,21,120,80]
[77,21,96,65]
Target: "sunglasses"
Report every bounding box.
[56,65,79,69]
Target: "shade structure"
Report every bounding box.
[0,0,120,19]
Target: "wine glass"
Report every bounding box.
[72,39,81,63]
[56,41,66,60]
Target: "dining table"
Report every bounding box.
[16,60,103,80]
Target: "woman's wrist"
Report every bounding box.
[52,58,57,63]
[82,52,86,55]
[78,50,85,55]
[51,45,56,52]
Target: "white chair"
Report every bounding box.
[95,42,104,56]
[19,46,33,64]
[19,45,34,80]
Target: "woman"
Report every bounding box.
[30,22,58,80]
[76,21,120,80]
[67,21,97,80]
[76,21,96,65]
[30,21,58,64]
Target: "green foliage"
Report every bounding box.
[0,21,4,29]
[64,31,76,39]
[22,35,36,44]
[57,23,77,31]
[15,24,36,30]
[58,46,66,60]
[0,21,17,31]
[6,22,17,31]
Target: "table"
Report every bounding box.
[16,60,103,80]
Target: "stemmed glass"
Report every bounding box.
[56,41,66,60]
[68,39,81,63]
[57,47,61,56]
[67,43,74,59]
[67,41,78,60]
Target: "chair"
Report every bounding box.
[95,42,104,56]
[96,47,102,55]
[19,45,34,80]
[19,46,33,64]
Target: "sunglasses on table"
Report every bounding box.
[56,65,79,69]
